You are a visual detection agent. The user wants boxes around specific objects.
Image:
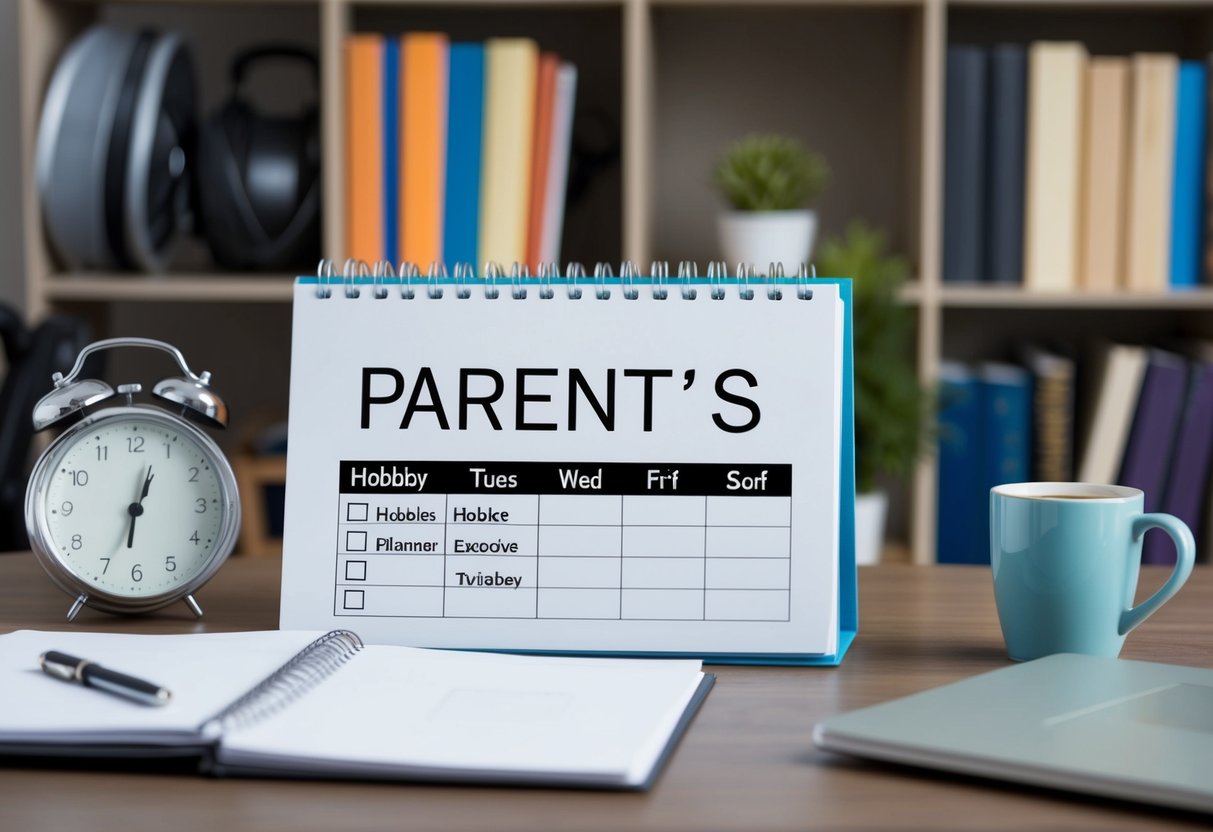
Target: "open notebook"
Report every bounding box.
[0,629,712,789]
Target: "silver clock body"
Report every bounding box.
[25,404,241,615]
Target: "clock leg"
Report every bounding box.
[184,594,204,619]
[66,594,88,622]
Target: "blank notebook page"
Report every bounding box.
[216,645,705,786]
[0,629,321,744]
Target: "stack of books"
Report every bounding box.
[936,343,1213,565]
[344,33,577,272]
[943,42,1209,292]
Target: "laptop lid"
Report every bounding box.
[813,653,1213,813]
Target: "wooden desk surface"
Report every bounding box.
[1,554,1210,831]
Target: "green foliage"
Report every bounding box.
[816,221,929,493]
[713,134,829,212]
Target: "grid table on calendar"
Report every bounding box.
[332,461,792,621]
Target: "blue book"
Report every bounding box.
[976,363,1032,564]
[382,39,400,265]
[443,43,485,270]
[936,363,982,564]
[943,45,988,283]
[985,44,1027,284]
[1170,60,1207,289]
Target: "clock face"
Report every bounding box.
[31,410,236,600]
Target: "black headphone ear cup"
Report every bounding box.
[105,31,156,269]
[123,31,196,272]
[36,25,138,269]
[197,83,320,270]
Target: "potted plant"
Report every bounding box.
[817,221,927,565]
[713,134,829,272]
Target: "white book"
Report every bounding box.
[1024,41,1087,292]
[1076,343,1149,485]
[0,629,710,789]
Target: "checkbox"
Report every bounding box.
[343,590,365,610]
[346,502,369,522]
[346,530,368,552]
[345,560,367,581]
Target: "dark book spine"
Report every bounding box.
[1118,351,1188,564]
[985,44,1027,284]
[943,45,988,283]
[1146,362,1213,564]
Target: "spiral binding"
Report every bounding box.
[199,630,364,735]
[312,260,818,301]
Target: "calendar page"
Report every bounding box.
[280,276,846,659]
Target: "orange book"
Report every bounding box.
[400,33,450,269]
[344,35,384,263]
[1125,53,1178,292]
[1079,58,1130,292]
[526,54,559,272]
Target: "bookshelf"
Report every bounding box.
[17,0,1213,563]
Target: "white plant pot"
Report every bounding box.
[853,491,888,566]
[718,209,817,274]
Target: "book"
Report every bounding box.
[1079,57,1129,292]
[985,44,1027,285]
[978,362,1032,562]
[1125,53,1178,293]
[1076,343,1149,485]
[0,629,712,789]
[281,272,858,664]
[526,53,559,272]
[1020,345,1076,482]
[1146,356,1213,564]
[400,33,450,269]
[1117,349,1187,507]
[443,43,485,268]
[479,38,538,269]
[935,362,982,564]
[539,63,578,269]
[1023,41,1087,292]
[943,45,988,284]
[1169,60,1207,289]
[382,39,400,266]
[344,35,385,263]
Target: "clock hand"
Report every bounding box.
[126,466,153,549]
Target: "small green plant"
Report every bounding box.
[713,134,829,212]
[816,221,929,494]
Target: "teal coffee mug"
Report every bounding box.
[990,482,1195,661]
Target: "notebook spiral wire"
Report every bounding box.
[313,260,818,301]
[199,630,364,736]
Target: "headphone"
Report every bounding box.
[195,46,321,270]
[0,306,94,550]
[36,25,320,272]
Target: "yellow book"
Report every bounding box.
[1079,58,1130,292]
[1024,41,1087,292]
[479,38,538,270]
[400,33,449,269]
[1125,53,1178,293]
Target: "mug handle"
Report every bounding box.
[1119,513,1196,636]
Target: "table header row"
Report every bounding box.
[339,461,792,496]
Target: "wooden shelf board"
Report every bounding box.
[44,274,296,303]
[947,0,1213,6]
[935,284,1213,309]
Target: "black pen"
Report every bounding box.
[39,651,172,706]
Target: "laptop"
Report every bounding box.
[813,653,1213,813]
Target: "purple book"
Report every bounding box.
[1144,361,1213,564]
[1117,350,1187,565]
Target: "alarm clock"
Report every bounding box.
[24,337,240,621]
